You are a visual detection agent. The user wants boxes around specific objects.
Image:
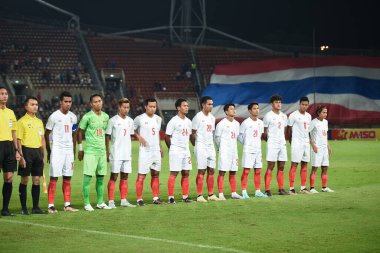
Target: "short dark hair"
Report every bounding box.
[270,94,282,103]
[200,96,212,107]
[316,105,327,116]
[90,94,102,102]
[145,98,157,106]
[223,103,235,112]
[0,86,7,91]
[175,98,187,109]
[60,91,72,101]
[248,102,259,110]
[118,98,130,107]
[299,96,309,103]
[24,96,38,106]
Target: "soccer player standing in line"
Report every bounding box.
[215,104,242,200]
[238,102,267,199]
[309,105,334,193]
[0,87,21,216]
[263,95,289,196]
[134,98,164,206]
[191,96,219,202]
[17,97,47,214]
[106,98,136,208]
[165,98,194,204]
[45,91,79,213]
[287,97,312,194]
[78,94,111,211]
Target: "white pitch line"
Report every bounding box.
[0,219,252,253]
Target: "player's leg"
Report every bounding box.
[107,160,120,208]
[310,148,321,193]
[230,157,242,199]
[120,160,135,207]
[206,148,218,200]
[288,162,298,194]
[321,166,333,192]
[195,146,207,202]
[136,150,151,206]
[136,173,146,206]
[62,176,78,211]
[151,151,164,204]
[47,176,58,213]
[168,171,179,204]
[299,161,310,193]
[264,161,275,196]
[289,143,301,194]
[31,149,47,214]
[82,154,96,211]
[107,172,119,208]
[181,168,193,202]
[19,175,29,215]
[309,166,318,193]
[217,170,226,200]
[95,154,111,209]
[1,143,16,216]
[240,152,251,198]
[277,161,289,195]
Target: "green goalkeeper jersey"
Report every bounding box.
[79,110,109,154]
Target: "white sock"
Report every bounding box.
[242,190,247,194]
[153,196,159,201]
[48,204,54,208]
[300,186,306,190]
[64,202,70,207]
[168,196,174,200]
[290,187,295,191]
[255,190,261,193]
[182,195,188,199]
[219,193,224,198]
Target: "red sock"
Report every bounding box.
[107,179,116,201]
[217,175,224,193]
[321,172,328,188]
[181,175,189,196]
[241,168,250,190]
[310,172,316,188]
[196,173,204,195]
[168,174,176,196]
[62,179,71,203]
[265,169,272,191]
[289,164,297,188]
[229,174,237,193]
[151,176,159,198]
[207,174,214,195]
[300,164,308,187]
[119,179,128,199]
[136,175,145,200]
[254,169,261,190]
[48,178,57,205]
[277,170,284,189]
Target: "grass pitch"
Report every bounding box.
[0,140,379,253]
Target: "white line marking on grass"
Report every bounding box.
[1,219,252,253]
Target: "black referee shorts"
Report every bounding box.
[0,141,17,173]
[18,147,44,177]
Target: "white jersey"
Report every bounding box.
[263,110,287,146]
[238,117,264,153]
[165,115,192,151]
[215,118,240,155]
[134,113,162,151]
[288,110,311,143]
[192,111,215,147]
[45,110,77,153]
[309,118,328,148]
[106,114,134,160]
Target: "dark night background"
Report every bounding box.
[0,0,379,50]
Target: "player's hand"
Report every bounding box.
[328,147,332,156]
[78,151,84,161]
[19,157,26,168]
[312,145,318,153]
[106,151,110,162]
[160,150,164,158]
[15,152,21,161]
[138,136,147,147]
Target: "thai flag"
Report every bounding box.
[202,56,380,125]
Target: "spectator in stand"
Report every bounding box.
[185,70,192,79]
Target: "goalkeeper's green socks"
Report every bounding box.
[83,175,92,206]
[96,176,105,205]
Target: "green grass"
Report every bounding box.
[1,140,380,253]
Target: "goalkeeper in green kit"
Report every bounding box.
[77,94,111,211]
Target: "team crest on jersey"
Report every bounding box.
[144,121,148,124]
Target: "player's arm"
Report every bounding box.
[214,124,221,150]
[17,139,26,168]
[12,130,21,161]
[134,129,147,147]
[237,124,244,144]
[328,143,332,156]
[309,132,318,153]
[41,134,46,163]
[165,134,171,149]
[105,134,111,162]
[190,129,196,146]
[77,128,84,161]
[72,130,77,159]
[263,127,268,142]
[44,129,52,163]
[287,126,292,144]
